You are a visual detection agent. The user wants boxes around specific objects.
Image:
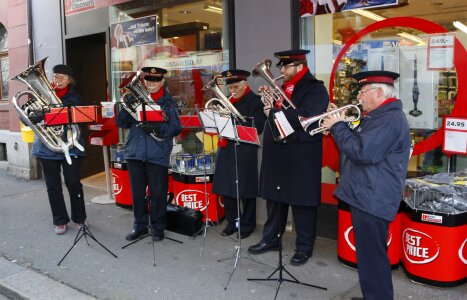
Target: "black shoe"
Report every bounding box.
[125,228,148,241]
[220,227,236,236]
[152,230,165,241]
[248,242,279,255]
[237,231,252,239]
[290,250,312,266]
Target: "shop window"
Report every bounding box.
[301,1,467,176]
[109,0,228,114]
[0,23,8,101]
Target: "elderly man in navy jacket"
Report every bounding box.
[117,67,181,242]
[322,71,411,300]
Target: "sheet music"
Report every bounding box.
[274,111,294,138]
[198,110,217,129]
[215,114,237,139]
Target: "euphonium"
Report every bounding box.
[203,77,246,123]
[299,104,361,136]
[252,59,296,109]
[118,71,166,141]
[11,57,83,165]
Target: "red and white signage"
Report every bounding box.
[175,189,207,211]
[442,116,467,155]
[427,33,455,70]
[403,228,440,264]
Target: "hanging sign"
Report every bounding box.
[427,33,455,70]
[442,116,467,155]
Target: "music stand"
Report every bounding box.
[46,104,119,266]
[247,112,326,299]
[195,109,224,256]
[119,101,183,267]
[208,112,272,290]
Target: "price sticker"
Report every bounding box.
[429,34,454,47]
[445,118,467,130]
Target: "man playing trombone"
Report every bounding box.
[248,50,329,266]
[322,71,411,299]
[211,70,265,239]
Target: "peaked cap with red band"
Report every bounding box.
[222,69,250,84]
[141,66,167,82]
[274,49,310,66]
[352,71,399,87]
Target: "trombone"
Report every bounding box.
[299,104,361,136]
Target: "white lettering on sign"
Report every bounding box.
[112,174,122,195]
[459,238,467,265]
[421,213,443,224]
[175,189,206,211]
[403,228,440,264]
[344,226,392,252]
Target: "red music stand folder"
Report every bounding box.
[45,106,98,126]
[236,125,260,145]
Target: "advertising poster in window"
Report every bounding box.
[110,16,158,49]
[399,46,439,130]
[368,46,400,95]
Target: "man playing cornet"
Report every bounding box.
[322,71,411,300]
[248,50,329,266]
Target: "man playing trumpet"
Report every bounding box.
[248,50,329,266]
[322,71,411,299]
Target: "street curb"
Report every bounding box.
[0,283,28,300]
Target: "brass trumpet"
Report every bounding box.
[203,77,246,122]
[299,104,361,136]
[252,59,296,109]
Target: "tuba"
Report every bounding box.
[12,57,83,165]
[203,77,246,123]
[118,71,166,141]
[299,104,361,136]
[252,59,296,109]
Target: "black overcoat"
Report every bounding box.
[259,72,329,206]
[212,90,265,198]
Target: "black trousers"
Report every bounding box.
[223,196,256,233]
[261,199,317,253]
[350,205,393,300]
[127,160,168,231]
[38,157,86,226]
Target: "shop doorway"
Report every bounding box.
[66,32,107,179]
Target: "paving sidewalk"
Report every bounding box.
[0,169,465,299]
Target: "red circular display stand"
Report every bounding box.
[111,161,132,209]
[400,202,467,287]
[337,200,402,269]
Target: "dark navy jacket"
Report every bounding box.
[116,90,182,167]
[259,71,329,206]
[32,88,85,160]
[331,100,411,221]
[212,90,265,198]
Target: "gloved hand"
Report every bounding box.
[124,95,138,105]
[28,110,46,124]
[138,122,160,136]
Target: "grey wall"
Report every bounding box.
[234,0,293,91]
[31,0,63,77]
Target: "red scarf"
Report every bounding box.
[150,88,164,102]
[282,66,309,100]
[53,85,69,99]
[230,86,250,105]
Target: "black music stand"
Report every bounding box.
[58,223,118,266]
[119,100,183,267]
[210,113,272,290]
[195,109,224,256]
[50,104,118,266]
[247,112,326,299]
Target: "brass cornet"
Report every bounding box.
[203,77,246,123]
[299,104,361,136]
[252,59,296,110]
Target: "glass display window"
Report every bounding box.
[301,1,467,176]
